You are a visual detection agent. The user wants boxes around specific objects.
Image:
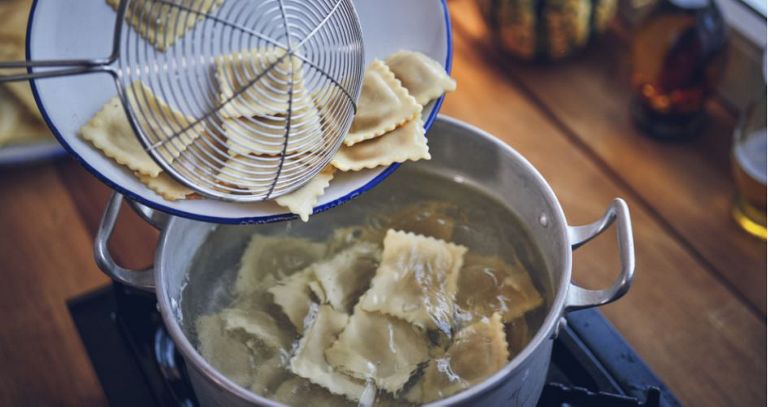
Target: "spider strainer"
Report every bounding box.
[0,0,364,201]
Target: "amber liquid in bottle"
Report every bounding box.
[630,0,727,139]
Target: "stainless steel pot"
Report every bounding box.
[94,115,635,407]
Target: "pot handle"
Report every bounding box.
[94,192,156,292]
[127,198,169,230]
[564,198,635,311]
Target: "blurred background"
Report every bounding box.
[0,0,765,406]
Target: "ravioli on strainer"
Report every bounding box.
[274,167,335,222]
[135,172,194,201]
[385,50,457,107]
[215,48,304,118]
[107,0,223,51]
[344,59,421,147]
[222,95,323,157]
[79,82,201,177]
[331,117,430,172]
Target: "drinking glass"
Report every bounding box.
[732,95,767,240]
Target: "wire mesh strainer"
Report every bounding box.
[0,0,364,202]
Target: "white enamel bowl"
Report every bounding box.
[27,0,451,223]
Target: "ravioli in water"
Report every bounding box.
[386,201,465,241]
[192,189,545,404]
[289,305,367,400]
[234,234,326,295]
[457,254,543,322]
[195,314,259,387]
[359,229,466,332]
[405,313,510,404]
[268,268,318,334]
[311,242,380,313]
[325,307,430,393]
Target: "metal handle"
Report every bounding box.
[0,59,112,82]
[126,198,170,230]
[0,0,126,82]
[94,192,156,292]
[564,198,635,311]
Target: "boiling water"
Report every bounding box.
[181,165,551,405]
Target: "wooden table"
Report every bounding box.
[0,1,765,405]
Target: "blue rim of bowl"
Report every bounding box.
[27,0,453,224]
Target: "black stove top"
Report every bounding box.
[68,284,680,407]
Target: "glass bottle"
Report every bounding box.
[630,0,727,139]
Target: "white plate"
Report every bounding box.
[0,139,65,166]
[27,0,451,223]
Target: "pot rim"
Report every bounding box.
[155,115,573,406]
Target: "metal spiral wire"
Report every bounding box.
[117,0,364,201]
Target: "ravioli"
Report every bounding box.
[311,243,381,313]
[385,50,457,106]
[274,167,335,222]
[216,48,304,118]
[221,306,293,351]
[344,60,421,146]
[234,235,326,296]
[268,268,318,333]
[215,155,273,191]
[106,0,223,51]
[79,83,201,177]
[223,96,323,156]
[505,316,530,356]
[331,117,430,172]
[248,353,292,396]
[386,201,464,241]
[79,95,162,177]
[195,314,257,387]
[405,313,509,404]
[325,307,430,393]
[289,305,366,401]
[456,254,543,322]
[325,226,386,255]
[136,172,194,201]
[359,230,467,332]
[272,377,356,407]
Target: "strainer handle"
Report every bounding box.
[0,59,112,82]
[564,198,635,311]
[1,0,125,82]
[94,192,156,292]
